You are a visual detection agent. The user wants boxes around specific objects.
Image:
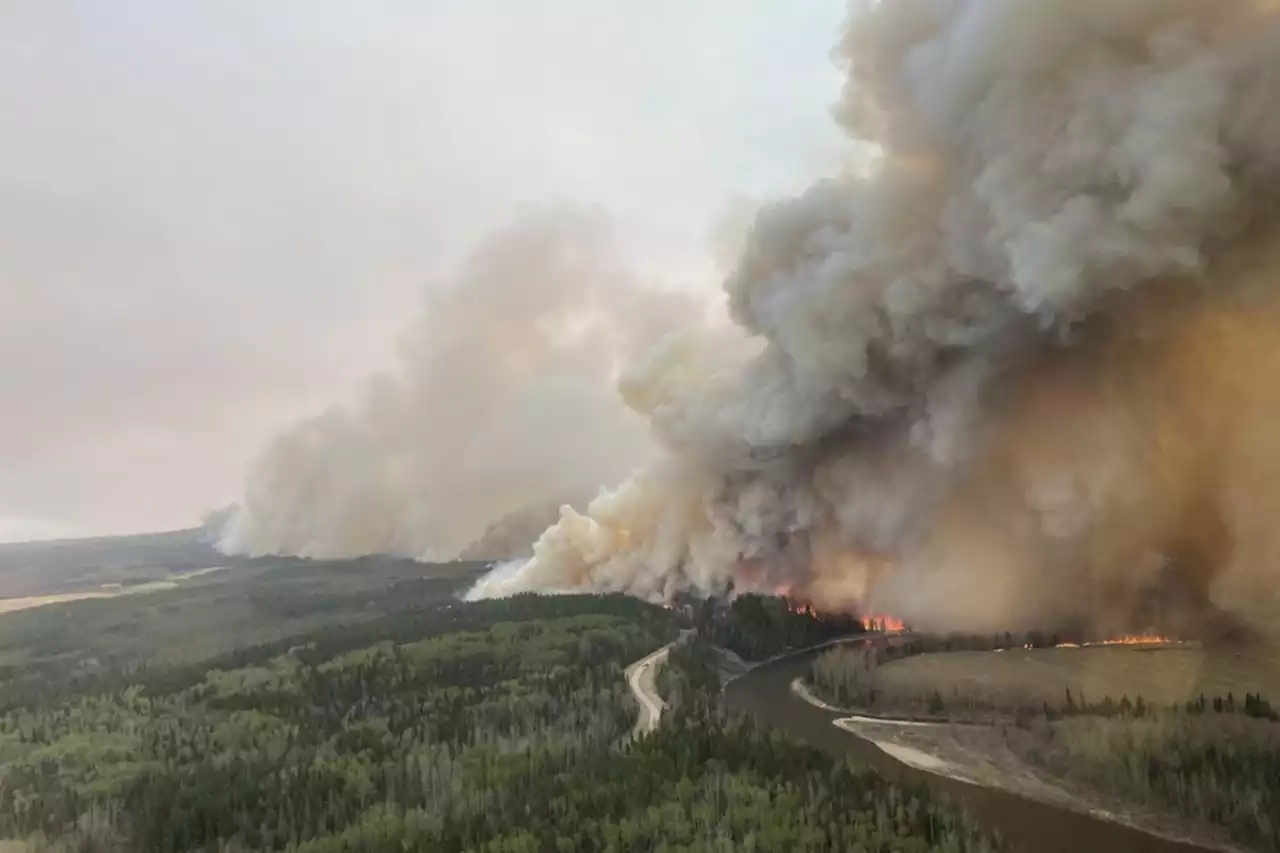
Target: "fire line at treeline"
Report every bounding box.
[663,590,1178,648]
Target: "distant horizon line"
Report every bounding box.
[0,523,207,549]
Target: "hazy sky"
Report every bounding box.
[0,2,847,542]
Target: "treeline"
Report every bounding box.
[1033,689,1280,725]
[809,641,1280,727]
[700,594,864,662]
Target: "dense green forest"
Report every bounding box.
[0,594,673,851]
[0,580,1006,852]
[700,594,864,662]
[654,638,722,717]
[0,559,486,712]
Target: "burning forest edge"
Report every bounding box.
[665,588,1190,661]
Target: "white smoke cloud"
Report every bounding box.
[471,0,1280,638]
[220,210,707,560]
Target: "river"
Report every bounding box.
[723,647,1215,853]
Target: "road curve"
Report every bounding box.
[625,632,880,741]
[625,642,675,738]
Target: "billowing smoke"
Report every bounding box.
[470,0,1280,640]
[220,210,704,560]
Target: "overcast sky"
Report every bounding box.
[0,1,847,542]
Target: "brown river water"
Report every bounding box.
[723,649,1216,853]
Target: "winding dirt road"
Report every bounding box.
[625,641,676,738]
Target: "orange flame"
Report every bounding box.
[1094,634,1179,646]
[1056,634,1179,649]
[860,614,906,633]
[784,597,815,616]
[772,587,906,633]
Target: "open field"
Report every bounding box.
[0,566,229,615]
[873,644,1280,709]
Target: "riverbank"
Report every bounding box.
[793,666,1256,853]
[717,633,876,685]
[725,647,1222,853]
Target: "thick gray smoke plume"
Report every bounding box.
[220,211,701,560]
[471,0,1280,639]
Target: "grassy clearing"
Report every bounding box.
[872,645,1280,711]
[0,567,230,616]
[0,592,118,616]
